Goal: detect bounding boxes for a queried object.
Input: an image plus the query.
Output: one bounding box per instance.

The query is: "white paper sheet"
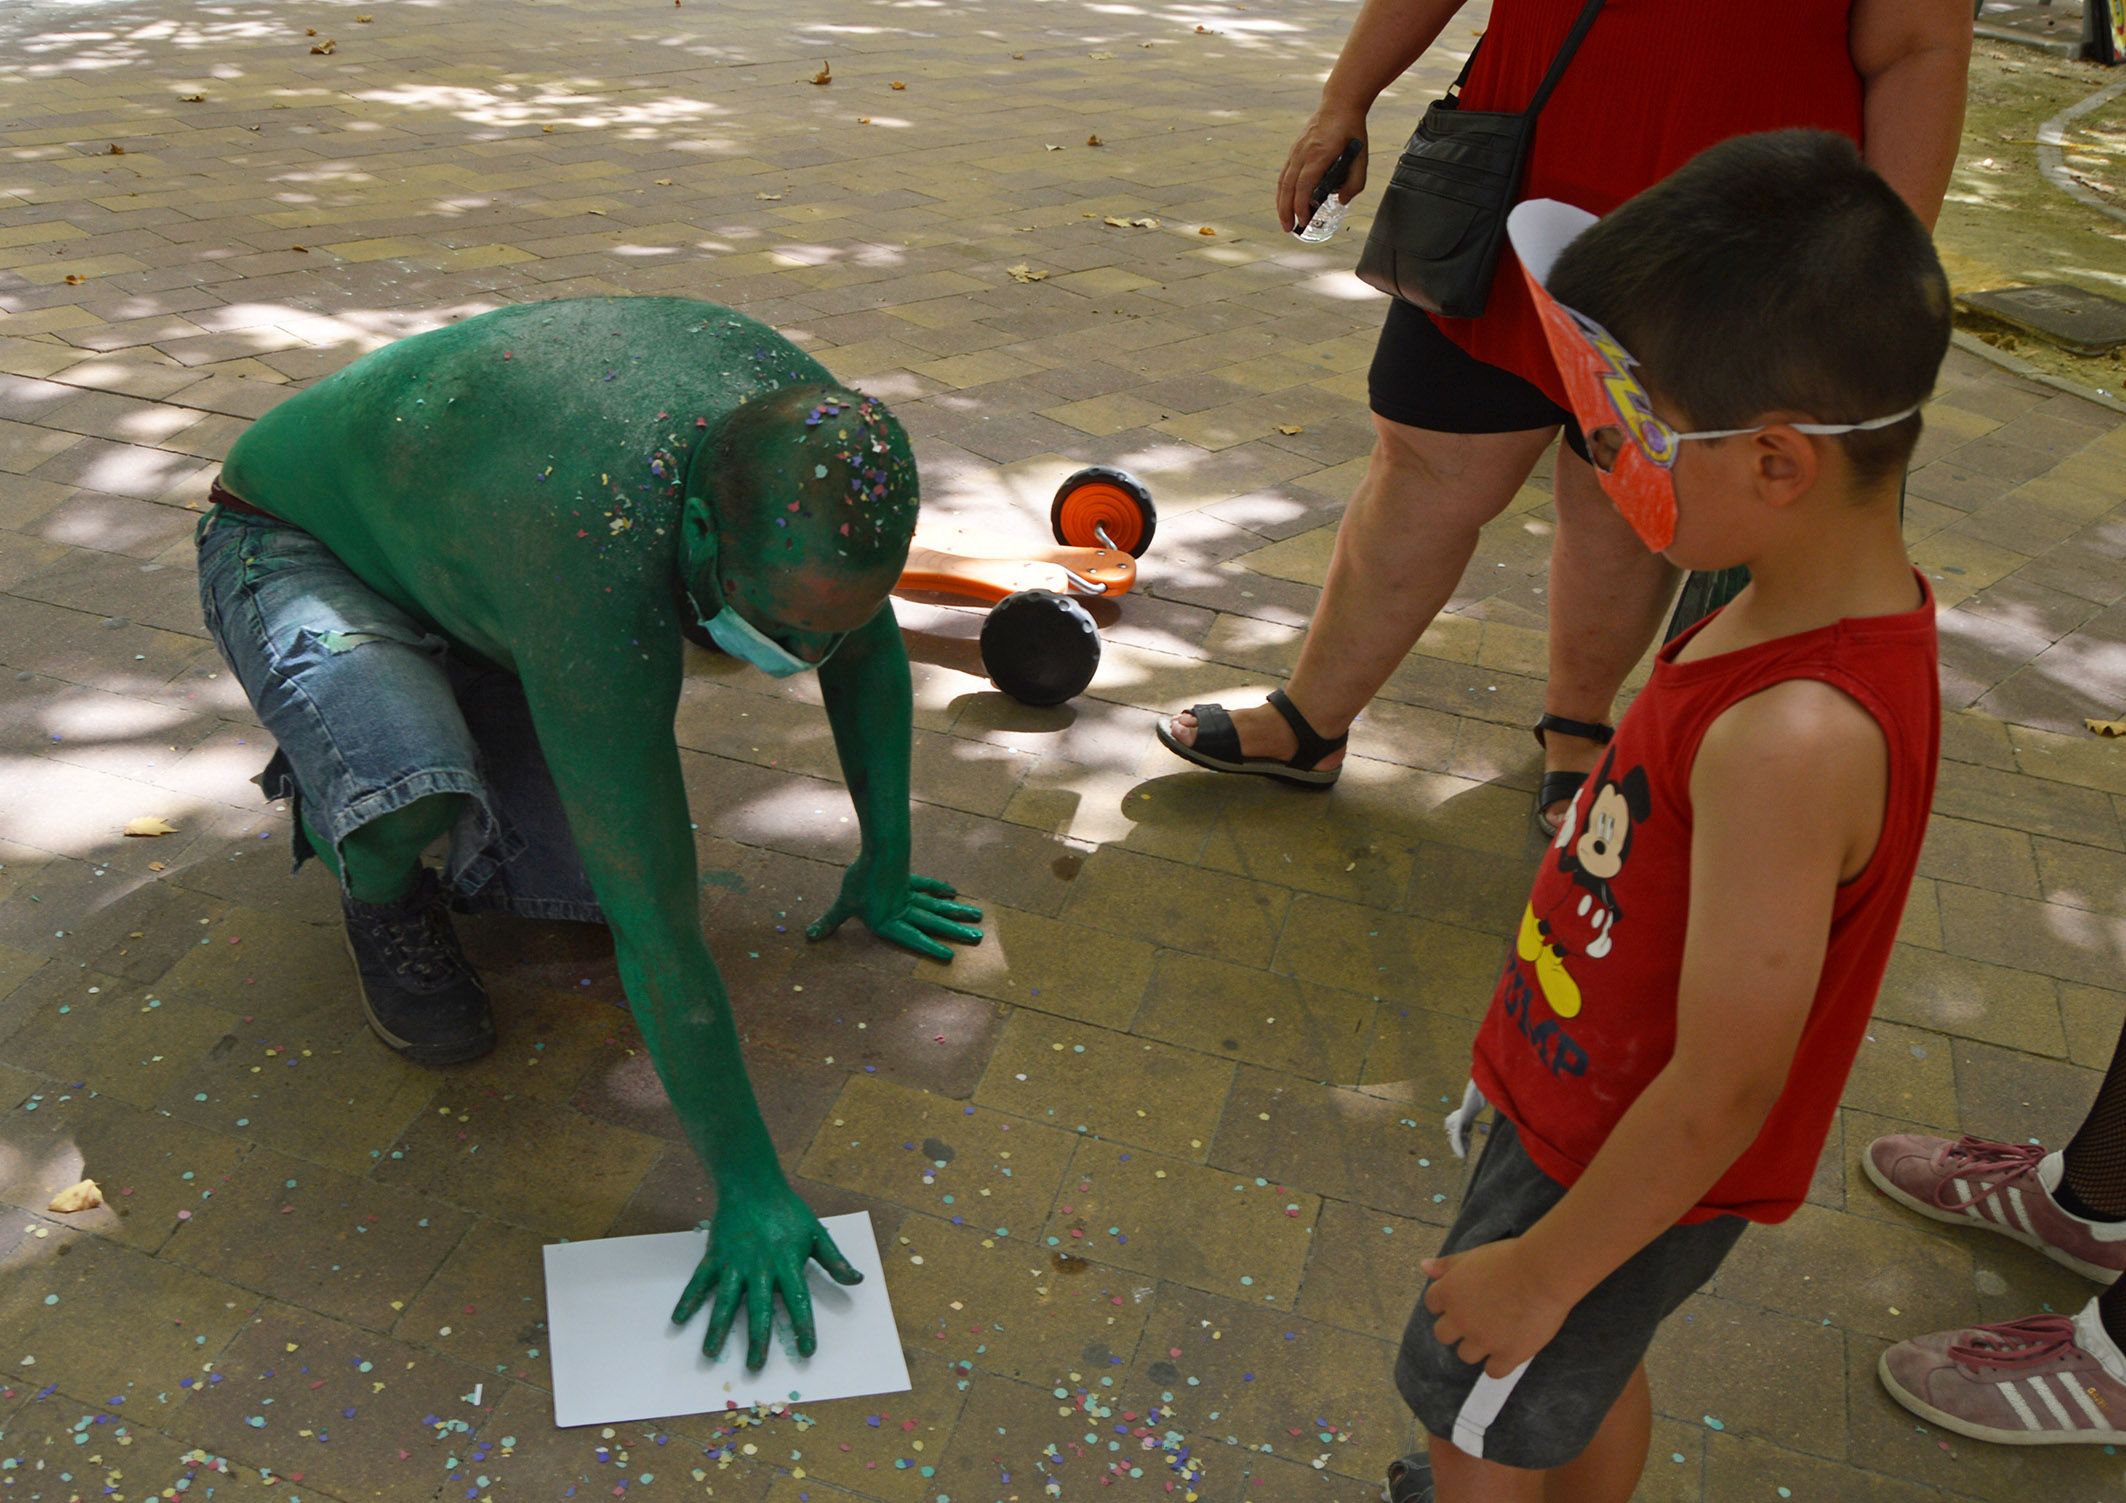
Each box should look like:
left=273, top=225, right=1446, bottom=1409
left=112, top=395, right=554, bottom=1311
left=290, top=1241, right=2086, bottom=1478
left=542, top=1212, right=910, bottom=1428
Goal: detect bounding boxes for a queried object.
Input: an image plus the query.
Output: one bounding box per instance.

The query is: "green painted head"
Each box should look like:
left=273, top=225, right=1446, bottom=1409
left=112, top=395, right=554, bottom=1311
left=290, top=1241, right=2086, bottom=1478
left=679, top=384, right=919, bottom=663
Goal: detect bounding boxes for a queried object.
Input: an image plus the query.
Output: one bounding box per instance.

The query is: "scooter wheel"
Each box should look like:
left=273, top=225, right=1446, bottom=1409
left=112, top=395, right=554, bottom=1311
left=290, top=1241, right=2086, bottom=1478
left=980, top=589, right=1101, bottom=706
left=1051, top=466, right=1156, bottom=557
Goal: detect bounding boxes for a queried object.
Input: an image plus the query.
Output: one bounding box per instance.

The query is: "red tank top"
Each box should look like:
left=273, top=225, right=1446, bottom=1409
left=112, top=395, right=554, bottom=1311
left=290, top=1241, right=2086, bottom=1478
left=1437, top=0, right=1864, bottom=405
left=1470, top=575, right=1939, bottom=1224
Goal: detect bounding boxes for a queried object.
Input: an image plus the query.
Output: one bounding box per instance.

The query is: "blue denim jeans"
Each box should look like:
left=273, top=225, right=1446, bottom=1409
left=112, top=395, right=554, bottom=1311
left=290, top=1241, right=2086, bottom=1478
left=195, top=504, right=603, bottom=923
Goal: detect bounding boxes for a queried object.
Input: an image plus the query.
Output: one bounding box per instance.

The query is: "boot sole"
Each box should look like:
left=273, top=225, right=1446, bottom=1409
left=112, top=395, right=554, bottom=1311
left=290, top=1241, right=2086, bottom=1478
left=344, top=931, right=497, bottom=1066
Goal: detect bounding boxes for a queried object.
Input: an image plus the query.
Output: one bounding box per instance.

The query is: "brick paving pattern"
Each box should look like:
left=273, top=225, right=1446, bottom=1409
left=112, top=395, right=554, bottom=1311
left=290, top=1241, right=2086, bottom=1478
left=3, top=3, right=2125, bottom=1500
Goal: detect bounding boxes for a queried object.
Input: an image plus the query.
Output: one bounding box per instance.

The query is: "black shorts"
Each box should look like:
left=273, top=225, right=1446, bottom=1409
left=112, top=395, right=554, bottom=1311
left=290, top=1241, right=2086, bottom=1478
left=1368, top=299, right=1590, bottom=464
left=1394, top=1115, right=1746, bottom=1470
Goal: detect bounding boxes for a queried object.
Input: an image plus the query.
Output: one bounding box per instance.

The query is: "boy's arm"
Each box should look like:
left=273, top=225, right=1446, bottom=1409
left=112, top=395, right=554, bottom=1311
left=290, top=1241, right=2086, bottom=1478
left=1425, top=680, right=1888, bottom=1377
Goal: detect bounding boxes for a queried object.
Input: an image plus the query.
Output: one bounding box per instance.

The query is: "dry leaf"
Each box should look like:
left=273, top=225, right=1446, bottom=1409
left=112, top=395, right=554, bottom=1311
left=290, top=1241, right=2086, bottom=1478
left=123, top=816, right=179, bottom=838
left=1011, top=52, right=1024, bottom=60
left=1086, top=133, right=1103, bottom=147
left=305, top=26, right=317, bottom=35
left=1195, top=24, right=1212, bottom=33
left=290, top=244, right=308, bottom=252
left=106, top=144, right=126, bottom=155
left=1044, top=143, right=1064, bottom=152
left=755, top=191, right=783, bottom=200
left=890, top=80, right=906, bottom=90
left=179, top=94, right=206, bottom=103
left=1276, top=424, right=1305, bottom=435
left=1102, top=216, right=1131, bottom=227
left=587, top=208, right=605, bottom=216
left=1130, top=216, right=1158, bottom=227
left=1006, top=263, right=1049, bottom=283
left=63, top=274, right=84, bottom=285
left=1197, top=225, right=1216, bottom=236
left=147, top=860, right=167, bottom=872
left=2088, top=717, right=2126, bottom=737
left=1087, top=50, right=1114, bottom=60
left=48, top=1180, right=103, bottom=1214
left=310, top=38, right=336, bottom=54
left=356, top=12, right=373, bottom=20
left=810, top=60, right=832, bottom=85
left=541, top=123, right=555, bottom=133
left=858, top=117, right=872, bottom=125
left=654, top=178, right=672, bottom=186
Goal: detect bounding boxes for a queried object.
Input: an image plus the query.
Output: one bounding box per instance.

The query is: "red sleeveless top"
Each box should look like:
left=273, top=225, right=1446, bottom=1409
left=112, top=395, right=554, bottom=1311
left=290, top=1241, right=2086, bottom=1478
left=1438, top=0, right=1864, bottom=405
left=1470, top=576, right=1939, bottom=1224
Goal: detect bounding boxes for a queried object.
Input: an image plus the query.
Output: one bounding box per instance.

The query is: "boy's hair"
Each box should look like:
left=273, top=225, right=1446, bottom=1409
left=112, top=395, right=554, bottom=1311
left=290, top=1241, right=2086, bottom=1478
left=1547, top=129, right=1950, bottom=488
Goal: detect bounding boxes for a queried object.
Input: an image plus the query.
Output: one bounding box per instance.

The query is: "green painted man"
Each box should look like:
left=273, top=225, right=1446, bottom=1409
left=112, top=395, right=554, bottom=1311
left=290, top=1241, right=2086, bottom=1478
left=197, top=297, right=983, bottom=1368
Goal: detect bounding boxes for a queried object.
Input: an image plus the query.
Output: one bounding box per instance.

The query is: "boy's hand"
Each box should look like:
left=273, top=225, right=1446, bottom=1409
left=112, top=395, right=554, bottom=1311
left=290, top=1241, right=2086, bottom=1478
left=1422, top=1241, right=1573, bottom=1379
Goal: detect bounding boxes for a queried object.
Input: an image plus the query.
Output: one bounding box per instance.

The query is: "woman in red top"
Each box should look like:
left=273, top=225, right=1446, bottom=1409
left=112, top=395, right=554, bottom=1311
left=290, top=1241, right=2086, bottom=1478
left=1158, top=0, right=1971, bottom=831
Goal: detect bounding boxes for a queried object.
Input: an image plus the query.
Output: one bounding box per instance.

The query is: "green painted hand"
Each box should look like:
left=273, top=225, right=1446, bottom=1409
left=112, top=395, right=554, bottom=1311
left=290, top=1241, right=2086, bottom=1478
left=672, top=1184, right=863, bottom=1370
left=806, top=862, right=984, bottom=961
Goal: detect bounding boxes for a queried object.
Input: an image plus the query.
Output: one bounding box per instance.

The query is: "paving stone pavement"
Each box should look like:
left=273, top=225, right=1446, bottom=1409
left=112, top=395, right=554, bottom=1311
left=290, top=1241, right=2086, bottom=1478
left=3, top=3, right=2125, bottom=1501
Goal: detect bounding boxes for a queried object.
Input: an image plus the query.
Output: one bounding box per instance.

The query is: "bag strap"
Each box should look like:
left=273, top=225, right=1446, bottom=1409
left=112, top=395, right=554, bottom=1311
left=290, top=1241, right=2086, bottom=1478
left=1524, top=0, right=1606, bottom=119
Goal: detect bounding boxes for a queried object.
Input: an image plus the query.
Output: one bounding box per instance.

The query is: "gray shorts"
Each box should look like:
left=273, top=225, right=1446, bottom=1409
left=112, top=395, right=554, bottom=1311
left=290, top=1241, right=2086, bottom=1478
left=195, top=503, right=602, bottom=924
left=1395, top=1115, right=1746, bottom=1470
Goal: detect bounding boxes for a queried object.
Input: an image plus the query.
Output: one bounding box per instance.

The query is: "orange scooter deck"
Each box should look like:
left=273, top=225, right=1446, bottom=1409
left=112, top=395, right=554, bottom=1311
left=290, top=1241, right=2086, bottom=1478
left=898, top=542, right=1137, bottom=607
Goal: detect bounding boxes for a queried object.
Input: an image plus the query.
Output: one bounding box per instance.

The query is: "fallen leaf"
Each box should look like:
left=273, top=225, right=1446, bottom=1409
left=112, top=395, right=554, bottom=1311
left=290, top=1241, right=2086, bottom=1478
left=306, top=26, right=317, bottom=35
left=147, top=861, right=167, bottom=872
left=48, top=1180, right=103, bottom=1214
left=356, top=12, right=373, bottom=20
left=1102, top=216, right=1131, bottom=227
left=654, top=178, right=672, bottom=186
left=1045, top=143, right=1064, bottom=152
left=179, top=93, right=206, bottom=103
left=858, top=117, right=871, bottom=124
left=810, top=60, right=832, bottom=85
left=1086, top=133, right=1103, bottom=147
left=1006, top=263, right=1049, bottom=283
left=1277, top=424, right=1305, bottom=435
left=1130, top=216, right=1158, bottom=228
left=290, top=245, right=307, bottom=252
left=123, top=816, right=179, bottom=838
left=1195, top=24, right=1212, bottom=33
left=1088, top=50, right=1114, bottom=60
left=755, top=191, right=783, bottom=200
left=310, top=38, right=336, bottom=54
left=106, top=144, right=126, bottom=155
left=890, top=80, right=906, bottom=90
left=587, top=209, right=605, bottom=216
left=2089, top=717, right=2126, bottom=737
left=541, top=124, right=555, bottom=133
left=1011, top=52, right=1024, bottom=60
left=63, top=274, right=84, bottom=285
left=1197, top=225, right=1216, bottom=236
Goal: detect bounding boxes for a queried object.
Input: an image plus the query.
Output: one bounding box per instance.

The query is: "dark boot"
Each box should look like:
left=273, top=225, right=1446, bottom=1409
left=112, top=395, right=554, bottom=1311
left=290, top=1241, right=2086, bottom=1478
left=341, top=867, right=496, bottom=1065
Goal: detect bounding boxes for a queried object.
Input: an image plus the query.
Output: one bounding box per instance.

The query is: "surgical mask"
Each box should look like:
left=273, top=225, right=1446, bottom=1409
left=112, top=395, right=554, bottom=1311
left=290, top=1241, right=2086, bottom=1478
left=1506, top=199, right=1923, bottom=553
left=689, top=592, right=835, bottom=677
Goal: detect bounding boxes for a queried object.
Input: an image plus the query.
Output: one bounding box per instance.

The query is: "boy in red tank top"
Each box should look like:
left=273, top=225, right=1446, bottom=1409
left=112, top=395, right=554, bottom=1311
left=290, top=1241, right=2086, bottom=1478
left=1387, top=131, right=1949, bottom=1503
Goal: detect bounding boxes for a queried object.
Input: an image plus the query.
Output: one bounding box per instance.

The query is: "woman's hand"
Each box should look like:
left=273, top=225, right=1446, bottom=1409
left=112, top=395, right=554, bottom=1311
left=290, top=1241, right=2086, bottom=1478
left=1277, top=105, right=1369, bottom=234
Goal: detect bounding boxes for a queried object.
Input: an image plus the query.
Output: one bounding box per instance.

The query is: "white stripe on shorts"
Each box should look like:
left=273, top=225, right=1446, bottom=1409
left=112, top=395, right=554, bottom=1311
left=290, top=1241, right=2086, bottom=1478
left=1450, top=1359, right=1533, bottom=1460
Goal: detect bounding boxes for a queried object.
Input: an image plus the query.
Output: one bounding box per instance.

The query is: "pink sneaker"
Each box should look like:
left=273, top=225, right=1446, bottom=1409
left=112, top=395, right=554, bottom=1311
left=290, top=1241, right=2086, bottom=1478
left=1879, top=1300, right=2126, bottom=1445
left=1863, top=1134, right=2126, bottom=1284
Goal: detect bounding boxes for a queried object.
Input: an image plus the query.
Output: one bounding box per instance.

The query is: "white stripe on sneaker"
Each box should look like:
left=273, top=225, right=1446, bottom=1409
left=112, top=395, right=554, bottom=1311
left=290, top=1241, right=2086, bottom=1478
left=1954, top=1178, right=1975, bottom=1207
left=2006, top=1186, right=2032, bottom=1237
left=2027, top=1375, right=2073, bottom=1430
left=2057, top=1374, right=2108, bottom=1429
left=2000, top=1379, right=2042, bottom=1431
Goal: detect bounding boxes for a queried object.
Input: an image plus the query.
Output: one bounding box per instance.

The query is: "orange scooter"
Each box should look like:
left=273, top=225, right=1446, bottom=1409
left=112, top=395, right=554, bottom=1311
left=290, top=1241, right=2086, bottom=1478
left=896, top=467, right=1155, bottom=705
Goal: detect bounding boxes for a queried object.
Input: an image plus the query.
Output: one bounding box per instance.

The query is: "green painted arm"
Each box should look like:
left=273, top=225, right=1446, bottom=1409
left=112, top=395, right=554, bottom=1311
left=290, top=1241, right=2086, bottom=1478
left=518, top=648, right=858, bottom=1370
left=806, top=605, right=984, bottom=960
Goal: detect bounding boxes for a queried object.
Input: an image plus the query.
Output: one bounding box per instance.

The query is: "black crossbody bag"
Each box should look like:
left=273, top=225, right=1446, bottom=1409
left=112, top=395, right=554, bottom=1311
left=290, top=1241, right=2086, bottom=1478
left=1355, top=0, right=1605, bottom=319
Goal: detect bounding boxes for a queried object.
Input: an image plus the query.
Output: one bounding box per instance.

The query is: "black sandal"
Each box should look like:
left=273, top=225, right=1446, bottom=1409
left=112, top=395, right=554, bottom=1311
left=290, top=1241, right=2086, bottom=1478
left=1532, top=713, right=1614, bottom=835
left=1384, top=1452, right=1434, bottom=1503
left=1155, top=687, right=1346, bottom=788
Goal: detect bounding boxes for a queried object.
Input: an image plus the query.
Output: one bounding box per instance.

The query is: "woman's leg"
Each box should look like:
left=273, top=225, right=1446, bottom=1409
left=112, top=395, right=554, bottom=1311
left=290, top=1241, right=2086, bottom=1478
left=1537, top=448, right=1678, bottom=821
left=1168, top=416, right=1556, bottom=766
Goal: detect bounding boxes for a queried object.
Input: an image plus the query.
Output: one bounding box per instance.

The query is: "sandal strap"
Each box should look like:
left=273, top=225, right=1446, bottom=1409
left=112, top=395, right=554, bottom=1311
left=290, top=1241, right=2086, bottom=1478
left=1532, top=713, right=1614, bottom=750
left=1182, top=703, right=1243, bottom=764
left=1265, top=688, right=1348, bottom=768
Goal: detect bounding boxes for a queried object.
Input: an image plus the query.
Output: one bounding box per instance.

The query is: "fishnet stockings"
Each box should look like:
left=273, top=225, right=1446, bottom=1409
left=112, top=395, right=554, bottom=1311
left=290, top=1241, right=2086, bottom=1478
left=2061, top=1014, right=2126, bottom=1348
